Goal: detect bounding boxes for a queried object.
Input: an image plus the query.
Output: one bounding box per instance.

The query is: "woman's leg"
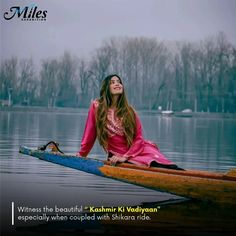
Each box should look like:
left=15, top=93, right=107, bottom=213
left=150, top=161, right=184, bottom=170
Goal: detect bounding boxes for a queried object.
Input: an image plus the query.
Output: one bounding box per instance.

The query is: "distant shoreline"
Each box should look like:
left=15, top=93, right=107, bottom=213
left=1, top=105, right=236, bottom=119
left=0, top=105, right=88, bottom=114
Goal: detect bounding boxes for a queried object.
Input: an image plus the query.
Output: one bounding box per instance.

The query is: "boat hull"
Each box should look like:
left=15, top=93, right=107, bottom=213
left=19, top=146, right=236, bottom=205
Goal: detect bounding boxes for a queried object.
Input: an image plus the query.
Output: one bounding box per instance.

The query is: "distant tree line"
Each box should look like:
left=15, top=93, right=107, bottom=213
left=1, top=32, right=236, bottom=112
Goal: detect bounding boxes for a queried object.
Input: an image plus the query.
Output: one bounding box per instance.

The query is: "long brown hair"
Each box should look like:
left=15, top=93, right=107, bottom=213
left=96, top=74, right=136, bottom=150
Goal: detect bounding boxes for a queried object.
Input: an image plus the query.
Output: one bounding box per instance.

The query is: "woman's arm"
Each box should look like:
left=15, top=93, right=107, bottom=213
left=77, top=101, right=97, bottom=157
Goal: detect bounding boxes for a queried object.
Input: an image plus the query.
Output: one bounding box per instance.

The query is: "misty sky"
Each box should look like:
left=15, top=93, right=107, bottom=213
left=1, top=0, right=236, bottom=66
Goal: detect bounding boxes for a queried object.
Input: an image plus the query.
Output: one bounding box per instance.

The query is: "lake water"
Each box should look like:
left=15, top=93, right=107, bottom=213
left=1, top=109, right=236, bottom=235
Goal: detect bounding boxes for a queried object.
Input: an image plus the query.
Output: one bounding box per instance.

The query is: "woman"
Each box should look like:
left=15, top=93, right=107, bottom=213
left=77, top=74, right=180, bottom=169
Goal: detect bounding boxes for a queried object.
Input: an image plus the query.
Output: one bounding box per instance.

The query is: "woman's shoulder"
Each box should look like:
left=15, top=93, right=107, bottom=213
left=91, top=98, right=99, bottom=108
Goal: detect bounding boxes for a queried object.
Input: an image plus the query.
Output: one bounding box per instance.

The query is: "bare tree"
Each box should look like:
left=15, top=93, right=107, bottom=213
left=18, top=58, right=36, bottom=105
left=1, top=33, right=235, bottom=112
left=40, top=58, right=59, bottom=107
left=215, top=32, right=231, bottom=112
left=89, top=44, right=113, bottom=100
left=0, top=57, right=18, bottom=105
left=57, top=52, right=77, bottom=107
left=77, top=59, right=93, bottom=106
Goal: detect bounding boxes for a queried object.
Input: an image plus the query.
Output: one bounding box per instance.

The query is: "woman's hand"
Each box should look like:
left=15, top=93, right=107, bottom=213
left=76, top=153, right=87, bottom=158
left=109, top=155, right=127, bottom=165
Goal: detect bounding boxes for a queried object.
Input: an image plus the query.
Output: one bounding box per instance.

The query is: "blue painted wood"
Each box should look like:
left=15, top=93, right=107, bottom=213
left=19, top=146, right=105, bottom=176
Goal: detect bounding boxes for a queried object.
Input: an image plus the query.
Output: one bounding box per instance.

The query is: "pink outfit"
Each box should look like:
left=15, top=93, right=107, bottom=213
left=78, top=100, right=175, bottom=167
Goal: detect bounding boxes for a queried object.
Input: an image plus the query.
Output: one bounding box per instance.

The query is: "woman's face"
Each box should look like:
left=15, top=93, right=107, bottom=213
left=109, top=76, right=123, bottom=96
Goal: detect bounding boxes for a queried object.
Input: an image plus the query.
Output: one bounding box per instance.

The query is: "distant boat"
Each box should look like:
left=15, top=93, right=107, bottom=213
left=161, top=110, right=174, bottom=116
left=175, top=109, right=193, bottom=117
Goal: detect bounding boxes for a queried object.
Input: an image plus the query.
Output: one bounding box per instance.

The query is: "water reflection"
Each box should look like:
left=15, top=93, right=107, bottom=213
left=1, top=110, right=236, bottom=235
left=144, top=114, right=236, bottom=171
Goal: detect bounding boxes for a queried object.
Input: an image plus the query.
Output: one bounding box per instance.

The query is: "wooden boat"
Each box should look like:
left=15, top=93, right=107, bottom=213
left=19, top=145, right=236, bottom=205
